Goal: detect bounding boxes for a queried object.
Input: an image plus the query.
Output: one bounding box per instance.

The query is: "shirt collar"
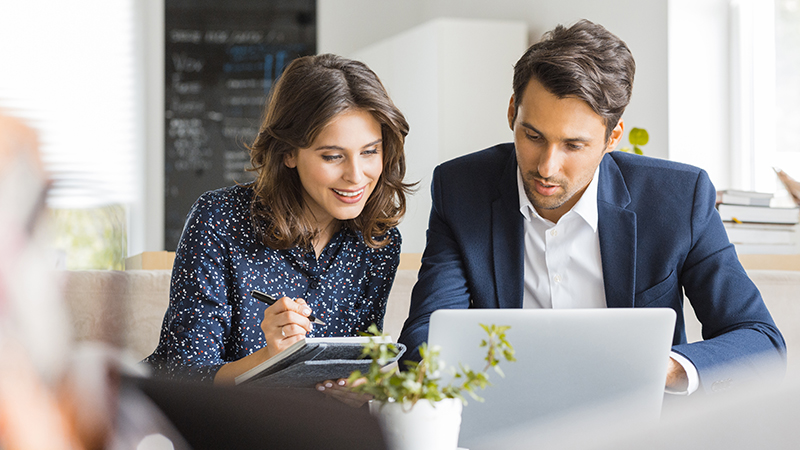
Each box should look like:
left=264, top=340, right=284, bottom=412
left=573, top=166, right=600, bottom=232
left=517, top=166, right=600, bottom=231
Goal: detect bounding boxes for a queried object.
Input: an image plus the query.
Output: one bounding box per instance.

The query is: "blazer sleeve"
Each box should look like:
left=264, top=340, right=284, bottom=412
left=398, top=165, right=474, bottom=363
left=672, top=170, right=786, bottom=393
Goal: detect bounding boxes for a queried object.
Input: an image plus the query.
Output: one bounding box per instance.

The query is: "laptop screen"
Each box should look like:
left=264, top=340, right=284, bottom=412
left=428, top=308, right=675, bottom=448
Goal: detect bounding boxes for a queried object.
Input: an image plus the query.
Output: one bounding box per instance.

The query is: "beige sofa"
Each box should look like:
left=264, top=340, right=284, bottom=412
left=62, top=269, right=799, bottom=376
left=60, top=269, right=419, bottom=362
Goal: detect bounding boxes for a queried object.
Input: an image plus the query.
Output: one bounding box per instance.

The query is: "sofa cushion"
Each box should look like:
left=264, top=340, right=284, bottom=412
left=61, top=270, right=171, bottom=361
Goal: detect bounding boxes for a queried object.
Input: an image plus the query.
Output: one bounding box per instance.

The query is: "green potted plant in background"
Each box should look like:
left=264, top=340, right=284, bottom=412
left=618, top=127, right=649, bottom=155
left=348, top=324, right=515, bottom=450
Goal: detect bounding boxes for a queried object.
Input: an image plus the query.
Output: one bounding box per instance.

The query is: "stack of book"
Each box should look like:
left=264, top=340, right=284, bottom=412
left=716, top=189, right=800, bottom=254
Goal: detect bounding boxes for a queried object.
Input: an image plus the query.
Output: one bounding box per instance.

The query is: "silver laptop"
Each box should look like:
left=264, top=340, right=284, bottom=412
left=428, top=308, right=676, bottom=448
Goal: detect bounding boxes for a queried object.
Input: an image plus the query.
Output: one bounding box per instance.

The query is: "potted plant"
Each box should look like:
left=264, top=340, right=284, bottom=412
left=618, top=127, right=649, bottom=155
left=348, top=323, right=515, bottom=450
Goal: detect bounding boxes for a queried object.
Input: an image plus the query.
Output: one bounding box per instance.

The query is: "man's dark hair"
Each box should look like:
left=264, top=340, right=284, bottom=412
left=512, top=19, right=635, bottom=141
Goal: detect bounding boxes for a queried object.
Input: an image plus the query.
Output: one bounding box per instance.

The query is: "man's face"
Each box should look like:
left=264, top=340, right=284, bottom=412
left=508, top=78, right=623, bottom=223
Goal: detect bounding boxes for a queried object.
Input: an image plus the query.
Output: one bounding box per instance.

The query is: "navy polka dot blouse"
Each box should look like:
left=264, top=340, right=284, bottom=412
left=143, top=185, right=401, bottom=382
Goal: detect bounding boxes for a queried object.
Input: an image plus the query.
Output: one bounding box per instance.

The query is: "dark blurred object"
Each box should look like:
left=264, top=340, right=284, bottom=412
left=774, top=167, right=800, bottom=206
left=124, top=375, right=386, bottom=450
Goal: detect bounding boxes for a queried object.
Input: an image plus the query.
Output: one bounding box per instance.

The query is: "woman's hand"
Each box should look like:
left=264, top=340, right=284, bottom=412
left=213, top=296, right=313, bottom=384
left=260, top=296, right=314, bottom=360
left=316, top=377, right=373, bottom=408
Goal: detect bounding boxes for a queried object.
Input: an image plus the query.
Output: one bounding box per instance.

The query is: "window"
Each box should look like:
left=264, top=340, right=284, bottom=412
left=0, top=1, right=141, bottom=269
left=731, top=0, right=800, bottom=202
left=775, top=1, right=800, bottom=161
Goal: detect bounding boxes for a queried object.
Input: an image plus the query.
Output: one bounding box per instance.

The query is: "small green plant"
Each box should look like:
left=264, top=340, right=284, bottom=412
left=618, top=127, right=649, bottom=155
left=348, top=323, right=516, bottom=408
left=50, top=204, right=127, bottom=269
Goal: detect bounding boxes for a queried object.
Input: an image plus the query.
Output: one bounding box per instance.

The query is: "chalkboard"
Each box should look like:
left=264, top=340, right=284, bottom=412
left=164, top=0, right=316, bottom=250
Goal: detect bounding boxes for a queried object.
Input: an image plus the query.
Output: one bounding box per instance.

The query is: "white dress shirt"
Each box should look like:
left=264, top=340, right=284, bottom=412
left=516, top=167, right=699, bottom=395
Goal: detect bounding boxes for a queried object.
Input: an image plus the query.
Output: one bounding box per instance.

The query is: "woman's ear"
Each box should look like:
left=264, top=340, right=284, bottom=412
left=284, top=151, right=297, bottom=169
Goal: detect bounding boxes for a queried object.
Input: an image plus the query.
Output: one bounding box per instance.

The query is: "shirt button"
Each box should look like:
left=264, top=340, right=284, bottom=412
left=553, top=274, right=562, bottom=283
left=550, top=229, right=558, bottom=237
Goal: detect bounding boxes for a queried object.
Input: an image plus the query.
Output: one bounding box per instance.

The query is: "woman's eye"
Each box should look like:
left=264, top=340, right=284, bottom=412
left=362, top=148, right=379, bottom=155
left=321, top=154, right=341, bottom=162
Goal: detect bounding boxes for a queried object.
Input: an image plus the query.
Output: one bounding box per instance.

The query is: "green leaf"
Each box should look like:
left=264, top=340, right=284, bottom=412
left=634, top=145, right=644, bottom=155
left=351, top=322, right=516, bottom=407
left=629, top=127, right=649, bottom=146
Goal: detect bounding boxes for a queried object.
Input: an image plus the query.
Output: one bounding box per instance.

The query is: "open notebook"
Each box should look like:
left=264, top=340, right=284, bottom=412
left=235, top=336, right=404, bottom=388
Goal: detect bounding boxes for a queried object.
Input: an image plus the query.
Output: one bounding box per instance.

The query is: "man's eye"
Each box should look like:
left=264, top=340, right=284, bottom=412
left=567, top=143, right=584, bottom=150
left=525, top=133, right=540, bottom=141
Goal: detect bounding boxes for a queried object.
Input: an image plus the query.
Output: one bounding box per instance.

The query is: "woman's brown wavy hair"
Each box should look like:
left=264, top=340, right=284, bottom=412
left=248, top=53, right=413, bottom=250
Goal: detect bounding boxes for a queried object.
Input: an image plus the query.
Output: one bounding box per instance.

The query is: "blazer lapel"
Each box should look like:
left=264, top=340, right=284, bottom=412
left=597, top=154, right=637, bottom=308
left=492, top=151, right=524, bottom=309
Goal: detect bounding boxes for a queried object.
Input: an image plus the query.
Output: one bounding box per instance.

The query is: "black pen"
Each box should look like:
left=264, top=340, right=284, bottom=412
left=251, top=290, right=327, bottom=326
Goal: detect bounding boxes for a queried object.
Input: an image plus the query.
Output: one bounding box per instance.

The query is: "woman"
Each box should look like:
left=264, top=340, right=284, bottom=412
left=144, top=54, right=412, bottom=385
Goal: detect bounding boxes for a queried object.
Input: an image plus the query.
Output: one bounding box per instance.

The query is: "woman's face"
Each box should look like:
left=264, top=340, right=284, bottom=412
left=284, top=109, right=384, bottom=229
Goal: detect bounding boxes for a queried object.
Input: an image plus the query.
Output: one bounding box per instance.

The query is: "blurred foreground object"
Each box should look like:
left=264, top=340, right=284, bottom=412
left=2, top=112, right=215, bottom=450
left=0, top=112, right=83, bottom=447
left=471, top=355, right=794, bottom=449
left=0, top=112, right=150, bottom=449
left=0, top=111, right=71, bottom=378
left=774, top=168, right=800, bottom=206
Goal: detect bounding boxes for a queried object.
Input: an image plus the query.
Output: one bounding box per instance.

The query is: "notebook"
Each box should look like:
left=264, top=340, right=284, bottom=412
left=234, top=336, right=404, bottom=388
left=428, top=308, right=676, bottom=448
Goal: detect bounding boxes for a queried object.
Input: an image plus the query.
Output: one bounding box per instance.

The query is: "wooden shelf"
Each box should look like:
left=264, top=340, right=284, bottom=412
left=738, top=254, right=800, bottom=271
left=125, top=251, right=175, bottom=270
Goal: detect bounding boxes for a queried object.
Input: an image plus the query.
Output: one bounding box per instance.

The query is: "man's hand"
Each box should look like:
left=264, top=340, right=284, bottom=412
left=665, top=357, right=689, bottom=391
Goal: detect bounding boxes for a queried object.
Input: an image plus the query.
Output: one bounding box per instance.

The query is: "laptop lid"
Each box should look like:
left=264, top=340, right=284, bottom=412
left=428, top=308, right=676, bottom=448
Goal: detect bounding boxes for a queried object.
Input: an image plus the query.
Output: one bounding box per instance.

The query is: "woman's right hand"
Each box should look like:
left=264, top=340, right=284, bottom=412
left=214, top=296, right=314, bottom=384
left=260, top=296, right=314, bottom=360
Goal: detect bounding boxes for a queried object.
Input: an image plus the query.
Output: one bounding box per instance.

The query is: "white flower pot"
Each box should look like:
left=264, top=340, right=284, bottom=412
left=369, top=398, right=463, bottom=450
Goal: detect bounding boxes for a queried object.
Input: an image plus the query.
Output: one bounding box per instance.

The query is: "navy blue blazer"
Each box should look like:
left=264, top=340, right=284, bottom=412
left=398, top=143, right=786, bottom=393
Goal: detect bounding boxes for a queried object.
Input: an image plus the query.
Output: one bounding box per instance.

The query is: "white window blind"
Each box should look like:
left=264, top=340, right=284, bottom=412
left=0, top=0, right=140, bottom=209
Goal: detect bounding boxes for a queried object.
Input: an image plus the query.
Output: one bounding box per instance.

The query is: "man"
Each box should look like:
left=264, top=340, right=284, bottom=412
left=398, top=19, right=785, bottom=395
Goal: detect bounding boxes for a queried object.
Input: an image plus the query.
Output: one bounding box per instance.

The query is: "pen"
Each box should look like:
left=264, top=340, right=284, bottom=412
left=251, top=290, right=327, bottom=326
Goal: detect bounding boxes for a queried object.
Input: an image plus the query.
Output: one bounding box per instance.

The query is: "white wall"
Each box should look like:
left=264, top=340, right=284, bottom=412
left=137, top=0, right=165, bottom=254
left=317, top=0, right=427, bottom=57
left=668, top=0, right=731, bottom=190
left=319, top=0, right=671, bottom=253
left=351, top=18, right=528, bottom=253
left=319, top=0, right=670, bottom=161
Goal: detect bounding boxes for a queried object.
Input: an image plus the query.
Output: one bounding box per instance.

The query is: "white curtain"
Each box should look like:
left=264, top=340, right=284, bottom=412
left=0, top=0, right=140, bottom=209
